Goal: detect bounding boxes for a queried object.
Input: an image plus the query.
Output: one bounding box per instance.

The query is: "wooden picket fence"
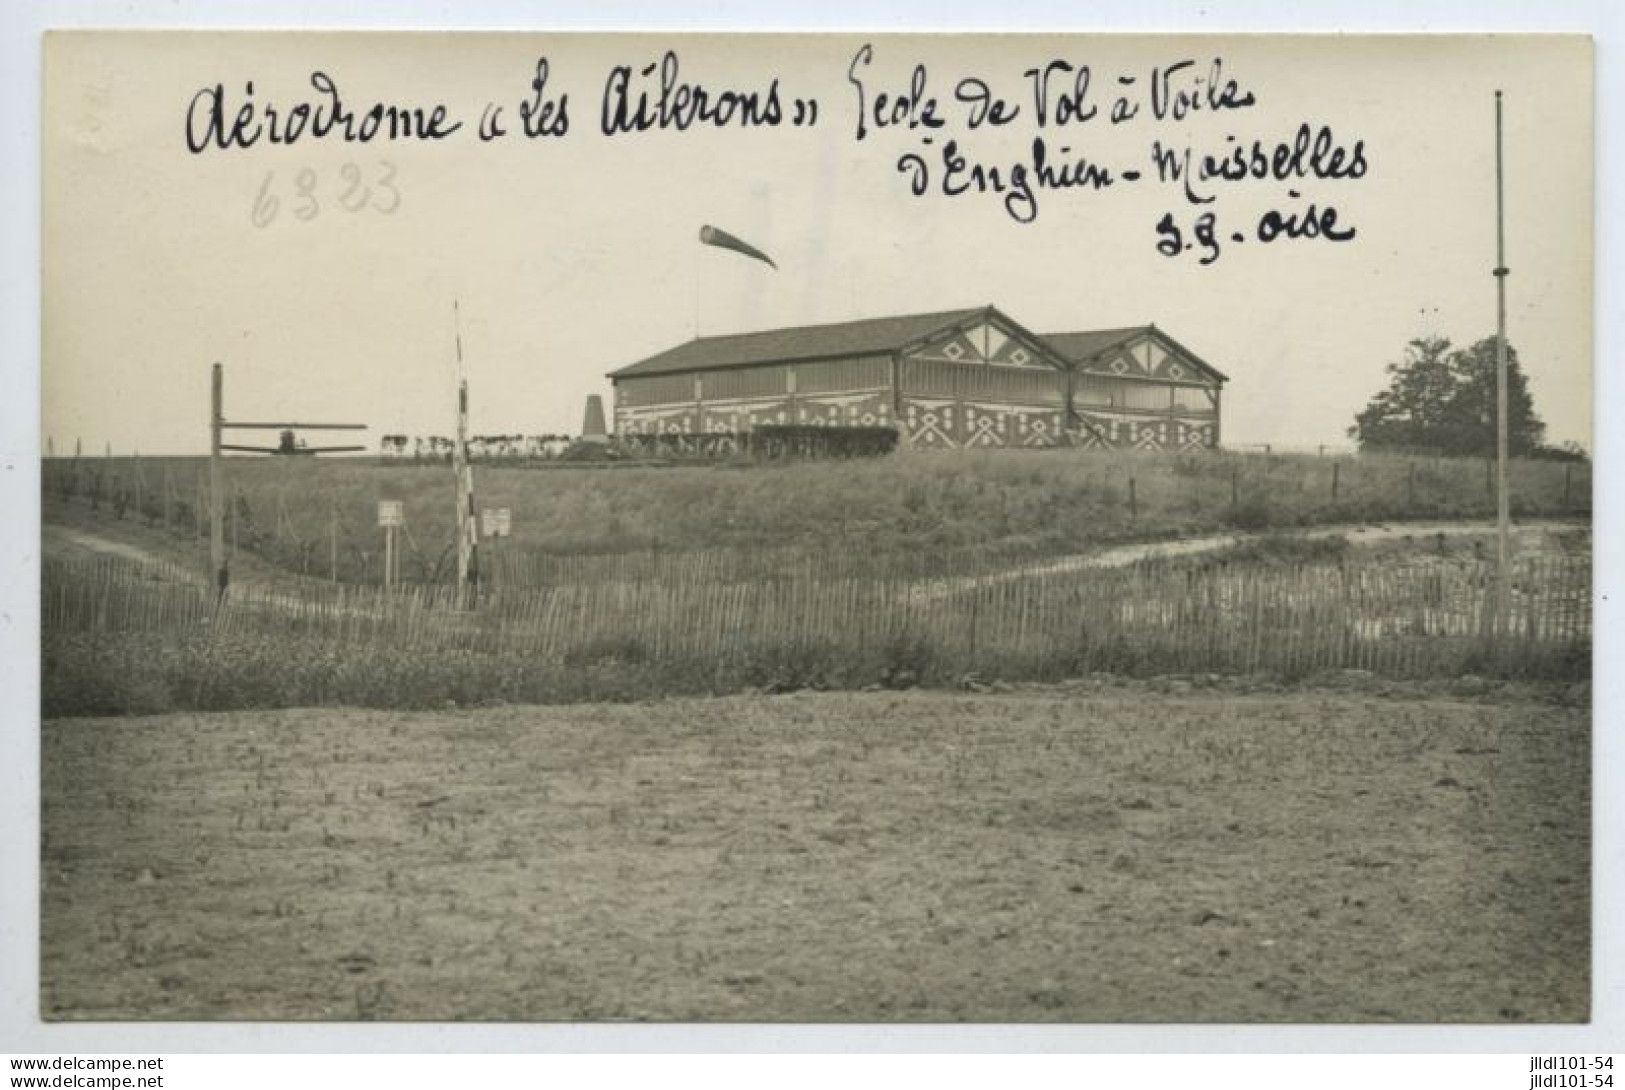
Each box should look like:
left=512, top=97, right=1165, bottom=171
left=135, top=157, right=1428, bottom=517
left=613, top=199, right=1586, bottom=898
left=42, top=549, right=1591, bottom=682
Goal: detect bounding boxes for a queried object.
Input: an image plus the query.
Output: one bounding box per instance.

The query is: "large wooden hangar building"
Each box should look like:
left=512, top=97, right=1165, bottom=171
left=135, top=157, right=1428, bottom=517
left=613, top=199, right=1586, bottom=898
left=606, top=306, right=1227, bottom=452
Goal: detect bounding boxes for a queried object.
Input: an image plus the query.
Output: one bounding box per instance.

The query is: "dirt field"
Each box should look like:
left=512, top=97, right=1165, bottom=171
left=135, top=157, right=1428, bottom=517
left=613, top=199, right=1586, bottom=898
left=40, top=687, right=1588, bottom=1022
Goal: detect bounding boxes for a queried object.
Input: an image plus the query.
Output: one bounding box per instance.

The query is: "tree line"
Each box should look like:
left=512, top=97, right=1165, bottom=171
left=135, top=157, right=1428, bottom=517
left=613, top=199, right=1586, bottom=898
left=1350, top=335, right=1585, bottom=461
left=378, top=434, right=593, bottom=460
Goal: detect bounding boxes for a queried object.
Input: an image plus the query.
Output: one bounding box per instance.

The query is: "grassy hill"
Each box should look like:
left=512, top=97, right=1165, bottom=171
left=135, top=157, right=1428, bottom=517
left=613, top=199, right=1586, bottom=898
left=44, top=447, right=1590, bottom=583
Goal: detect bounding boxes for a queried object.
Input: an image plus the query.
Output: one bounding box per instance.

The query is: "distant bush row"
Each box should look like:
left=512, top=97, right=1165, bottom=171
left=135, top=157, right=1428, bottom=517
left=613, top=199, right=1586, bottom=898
left=377, top=434, right=595, bottom=460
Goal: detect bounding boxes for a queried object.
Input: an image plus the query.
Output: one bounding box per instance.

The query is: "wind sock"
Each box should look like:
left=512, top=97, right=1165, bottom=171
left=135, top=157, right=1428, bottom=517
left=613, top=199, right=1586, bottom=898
left=699, top=224, right=777, bottom=269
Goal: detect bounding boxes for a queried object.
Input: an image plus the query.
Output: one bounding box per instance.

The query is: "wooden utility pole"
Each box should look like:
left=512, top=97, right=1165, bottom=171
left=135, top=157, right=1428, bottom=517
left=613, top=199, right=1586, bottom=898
left=207, top=362, right=365, bottom=589
left=210, top=362, right=226, bottom=591
left=1492, top=90, right=1513, bottom=631
left=383, top=521, right=396, bottom=591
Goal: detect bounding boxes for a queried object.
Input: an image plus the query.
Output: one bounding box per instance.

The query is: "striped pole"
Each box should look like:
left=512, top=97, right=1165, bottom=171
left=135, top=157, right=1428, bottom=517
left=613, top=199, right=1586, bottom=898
left=458, top=379, right=480, bottom=602
left=452, top=300, right=479, bottom=606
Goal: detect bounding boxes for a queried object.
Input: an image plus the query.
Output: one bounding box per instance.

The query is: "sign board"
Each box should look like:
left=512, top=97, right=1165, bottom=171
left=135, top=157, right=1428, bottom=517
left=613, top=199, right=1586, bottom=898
left=495, top=508, right=511, bottom=537
left=377, top=500, right=404, bottom=527
left=481, top=508, right=497, bottom=537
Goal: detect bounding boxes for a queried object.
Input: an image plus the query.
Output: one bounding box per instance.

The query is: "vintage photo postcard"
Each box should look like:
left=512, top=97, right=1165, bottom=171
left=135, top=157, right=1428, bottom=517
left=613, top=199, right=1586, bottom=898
left=38, top=30, right=1592, bottom=1023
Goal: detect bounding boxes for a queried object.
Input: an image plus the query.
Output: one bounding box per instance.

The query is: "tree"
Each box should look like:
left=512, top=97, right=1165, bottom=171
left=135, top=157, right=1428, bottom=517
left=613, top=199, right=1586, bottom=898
left=1349, top=335, right=1546, bottom=457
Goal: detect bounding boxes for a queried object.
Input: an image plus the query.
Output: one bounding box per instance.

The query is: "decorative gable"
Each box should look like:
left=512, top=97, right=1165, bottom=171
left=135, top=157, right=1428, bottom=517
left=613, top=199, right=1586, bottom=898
left=1140, top=334, right=1206, bottom=383
left=1079, top=331, right=1221, bottom=387
left=909, top=313, right=1060, bottom=370
left=913, top=328, right=980, bottom=363
left=1101, top=347, right=1144, bottom=375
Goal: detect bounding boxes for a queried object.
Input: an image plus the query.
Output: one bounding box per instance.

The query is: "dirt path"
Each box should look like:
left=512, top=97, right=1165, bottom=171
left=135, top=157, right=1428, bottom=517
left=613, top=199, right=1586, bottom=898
left=44, top=505, right=1586, bottom=605
left=909, top=518, right=1587, bottom=601
left=42, top=501, right=325, bottom=591
left=42, top=524, right=173, bottom=568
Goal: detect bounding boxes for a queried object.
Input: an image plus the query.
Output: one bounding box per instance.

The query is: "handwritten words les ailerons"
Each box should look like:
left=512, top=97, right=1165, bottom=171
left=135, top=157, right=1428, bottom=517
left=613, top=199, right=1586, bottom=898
left=182, top=45, right=1373, bottom=262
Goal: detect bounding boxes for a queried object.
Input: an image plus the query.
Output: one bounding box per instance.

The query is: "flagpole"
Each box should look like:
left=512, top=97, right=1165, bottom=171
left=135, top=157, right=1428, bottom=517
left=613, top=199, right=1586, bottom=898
left=1493, top=90, right=1511, bottom=633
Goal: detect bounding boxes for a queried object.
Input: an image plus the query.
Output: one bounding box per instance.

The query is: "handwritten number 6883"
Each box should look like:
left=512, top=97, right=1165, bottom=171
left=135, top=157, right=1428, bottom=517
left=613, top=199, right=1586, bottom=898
left=251, top=161, right=401, bottom=227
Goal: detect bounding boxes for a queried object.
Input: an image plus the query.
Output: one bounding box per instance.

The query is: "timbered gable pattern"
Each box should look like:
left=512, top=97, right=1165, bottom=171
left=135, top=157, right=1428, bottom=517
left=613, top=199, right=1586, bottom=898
left=1070, top=329, right=1227, bottom=385
left=608, top=308, right=1225, bottom=452
left=907, top=316, right=1053, bottom=370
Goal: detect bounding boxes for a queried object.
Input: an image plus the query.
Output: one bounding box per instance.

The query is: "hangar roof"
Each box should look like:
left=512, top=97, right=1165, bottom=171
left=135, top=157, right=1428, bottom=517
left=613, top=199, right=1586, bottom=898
left=608, top=308, right=987, bottom=379
left=608, top=308, right=1227, bottom=383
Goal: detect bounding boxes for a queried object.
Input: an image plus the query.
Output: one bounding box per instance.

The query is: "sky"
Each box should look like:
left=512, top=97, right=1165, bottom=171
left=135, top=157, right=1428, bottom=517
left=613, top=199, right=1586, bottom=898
left=41, top=32, right=1592, bottom=455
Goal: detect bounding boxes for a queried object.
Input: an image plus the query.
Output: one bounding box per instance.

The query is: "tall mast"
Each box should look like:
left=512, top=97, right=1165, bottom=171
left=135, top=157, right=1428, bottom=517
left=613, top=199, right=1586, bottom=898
left=1493, top=91, right=1512, bottom=631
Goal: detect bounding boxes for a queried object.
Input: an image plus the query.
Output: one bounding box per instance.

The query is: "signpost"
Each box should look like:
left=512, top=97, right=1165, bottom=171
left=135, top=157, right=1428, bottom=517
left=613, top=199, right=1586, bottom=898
left=480, top=507, right=511, bottom=539
left=378, top=500, right=404, bottom=590
left=480, top=506, right=511, bottom=583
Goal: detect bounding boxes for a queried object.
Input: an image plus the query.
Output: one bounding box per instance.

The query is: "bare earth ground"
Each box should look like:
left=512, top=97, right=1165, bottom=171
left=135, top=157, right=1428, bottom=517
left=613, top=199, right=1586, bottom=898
left=40, top=688, right=1588, bottom=1022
